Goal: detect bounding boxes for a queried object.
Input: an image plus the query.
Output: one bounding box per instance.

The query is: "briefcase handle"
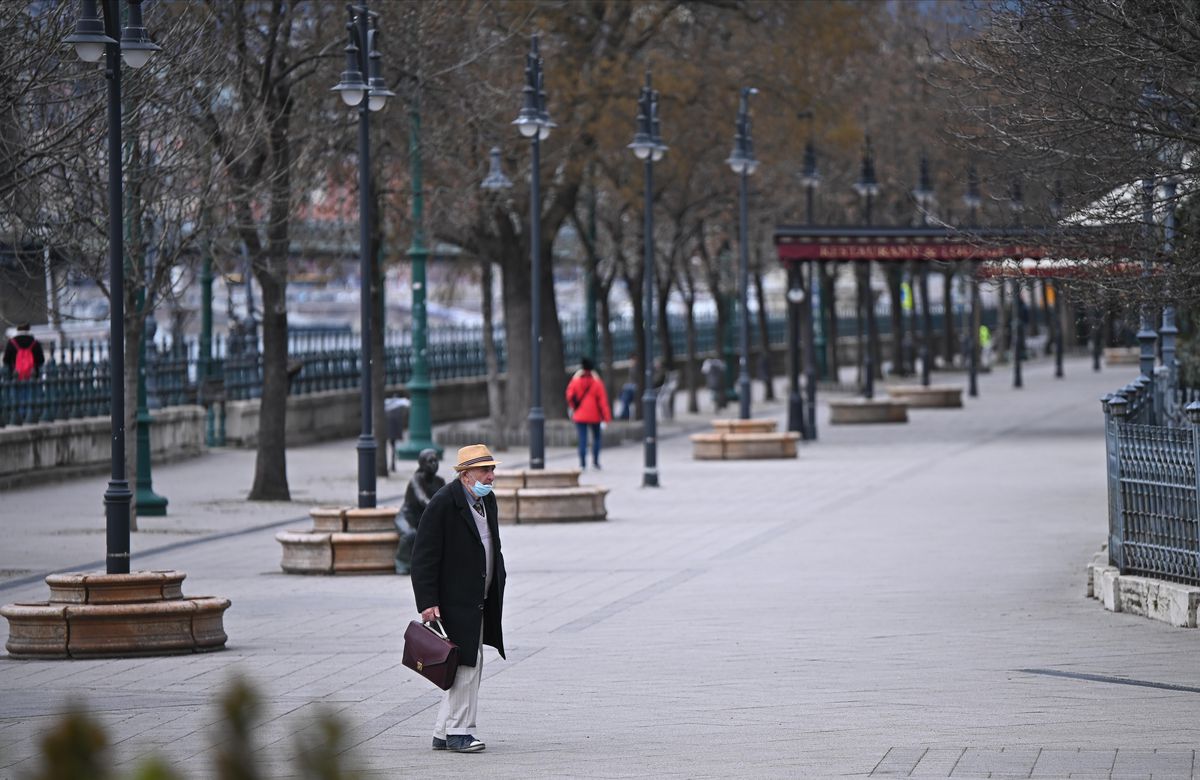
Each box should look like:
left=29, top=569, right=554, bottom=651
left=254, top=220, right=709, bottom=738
left=425, top=619, right=449, bottom=640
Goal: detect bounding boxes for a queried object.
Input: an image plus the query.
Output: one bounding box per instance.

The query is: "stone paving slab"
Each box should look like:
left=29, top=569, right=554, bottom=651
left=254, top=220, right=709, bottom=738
left=4, top=357, right=1200, bottom=778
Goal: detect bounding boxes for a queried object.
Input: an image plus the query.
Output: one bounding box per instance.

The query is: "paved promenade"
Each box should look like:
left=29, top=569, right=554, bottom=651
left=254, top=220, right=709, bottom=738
left=3, top=356, right=1199, bottom=779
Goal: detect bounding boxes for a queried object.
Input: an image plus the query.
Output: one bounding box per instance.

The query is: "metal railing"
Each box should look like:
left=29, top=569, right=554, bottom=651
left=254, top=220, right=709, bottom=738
left=1104, top=365, right=1200, bottom=586
left=1, top=304, right=1006, bottom=428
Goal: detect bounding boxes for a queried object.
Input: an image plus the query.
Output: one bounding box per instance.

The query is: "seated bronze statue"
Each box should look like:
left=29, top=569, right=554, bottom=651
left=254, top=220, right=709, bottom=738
left=395, top=448, right=445, bottom=574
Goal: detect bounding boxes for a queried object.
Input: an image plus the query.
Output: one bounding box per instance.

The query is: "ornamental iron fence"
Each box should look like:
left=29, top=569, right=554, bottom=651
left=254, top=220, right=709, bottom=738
left=1, top=305, right=1010, bottom=429
left=1104, top=360, right=1200, bottom=586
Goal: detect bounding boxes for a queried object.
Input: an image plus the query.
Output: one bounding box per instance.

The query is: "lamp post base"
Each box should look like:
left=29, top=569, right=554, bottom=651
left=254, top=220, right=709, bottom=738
left=135, top=488, right=168, bottom=517
left=395, top=440, right=444, bottom=460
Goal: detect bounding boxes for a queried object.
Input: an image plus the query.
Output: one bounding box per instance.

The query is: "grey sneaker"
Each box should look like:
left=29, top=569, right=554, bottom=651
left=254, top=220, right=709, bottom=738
left=432, top=736, right=447, bottom=751
left=446, top=734, right=485, bottom=753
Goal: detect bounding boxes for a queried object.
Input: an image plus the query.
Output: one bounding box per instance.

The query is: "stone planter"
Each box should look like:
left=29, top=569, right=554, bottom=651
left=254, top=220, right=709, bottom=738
left=691, top=418, right=797, bottom=460
left=276, top=506, right=400, bottom=574
left=828, top=399, right=909, bottom=424
left=1, top=570, right=230, bottom=659
left=1104, top=346, right=1140, bottom=366
left=885, top=385, right=964, bottom=409
left=691, top=431, right=799, bottom=460
left=492, top=469, right=607, bottom=523
left=709, top=418, right=778, bottom=434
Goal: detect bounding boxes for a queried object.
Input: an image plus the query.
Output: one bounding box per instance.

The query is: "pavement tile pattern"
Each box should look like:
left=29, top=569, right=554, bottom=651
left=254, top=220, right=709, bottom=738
left=3, top=357, right=1200, bottom=779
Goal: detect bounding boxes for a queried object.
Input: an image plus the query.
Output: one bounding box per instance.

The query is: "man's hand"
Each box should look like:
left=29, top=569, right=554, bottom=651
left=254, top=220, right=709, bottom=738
left=421, top=606, right=441, bottom=622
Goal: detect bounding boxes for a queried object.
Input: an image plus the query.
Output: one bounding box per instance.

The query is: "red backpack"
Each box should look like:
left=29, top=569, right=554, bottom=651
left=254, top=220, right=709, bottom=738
left=10, top=339, right=34, bottom=380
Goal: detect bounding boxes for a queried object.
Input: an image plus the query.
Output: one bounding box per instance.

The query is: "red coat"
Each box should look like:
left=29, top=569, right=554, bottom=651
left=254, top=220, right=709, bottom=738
left=565, top=371, right=611, bottom=424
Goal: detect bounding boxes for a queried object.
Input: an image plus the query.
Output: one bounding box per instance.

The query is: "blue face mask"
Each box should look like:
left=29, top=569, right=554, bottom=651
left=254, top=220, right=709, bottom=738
left=471, top=481, right=493, bottom=498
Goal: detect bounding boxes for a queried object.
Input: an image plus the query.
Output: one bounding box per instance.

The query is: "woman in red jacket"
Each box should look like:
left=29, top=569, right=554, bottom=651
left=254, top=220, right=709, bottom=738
left=565, top=357, right=612, bottom=470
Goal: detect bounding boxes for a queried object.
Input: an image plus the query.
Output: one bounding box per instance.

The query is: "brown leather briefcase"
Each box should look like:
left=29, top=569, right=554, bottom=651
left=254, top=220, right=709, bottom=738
left=402, top=620, right=459, bottom=690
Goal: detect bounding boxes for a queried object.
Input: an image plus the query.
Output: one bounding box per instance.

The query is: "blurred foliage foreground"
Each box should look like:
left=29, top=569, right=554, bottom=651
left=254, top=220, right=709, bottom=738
left=19, top=678, right=363, bottom=780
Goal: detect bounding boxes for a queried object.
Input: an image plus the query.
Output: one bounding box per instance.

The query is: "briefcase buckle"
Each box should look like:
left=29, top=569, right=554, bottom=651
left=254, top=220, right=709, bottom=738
left=417, top=661, right=424, bottom=671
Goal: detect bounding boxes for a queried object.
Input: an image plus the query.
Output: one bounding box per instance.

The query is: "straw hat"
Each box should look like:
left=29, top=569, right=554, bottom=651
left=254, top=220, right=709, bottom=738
left=453, top=444, right=500, bottom=471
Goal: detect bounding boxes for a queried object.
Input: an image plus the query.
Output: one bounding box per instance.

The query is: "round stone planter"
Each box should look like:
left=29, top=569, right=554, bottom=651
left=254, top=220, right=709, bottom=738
left=885, top=385, right=964, bottom=409
left=709, top=418, right=778, bottom=434
left=277, top=506, right=400, bottom=574
left=1, top=570, right=230, bottom=659
left=691, top=431, right=799, bottom=460
left=828, top=399, right=909, bottom=424
left=492, top=469, right=607, bottom=523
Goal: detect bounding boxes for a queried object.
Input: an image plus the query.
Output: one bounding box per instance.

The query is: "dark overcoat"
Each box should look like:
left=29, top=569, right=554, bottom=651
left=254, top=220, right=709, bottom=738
left=410, top=479, right=506, bottom=667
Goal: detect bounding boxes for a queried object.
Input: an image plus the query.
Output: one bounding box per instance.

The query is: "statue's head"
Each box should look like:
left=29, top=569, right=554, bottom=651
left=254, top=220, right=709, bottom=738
left=418, top=449, right=439, bottom=476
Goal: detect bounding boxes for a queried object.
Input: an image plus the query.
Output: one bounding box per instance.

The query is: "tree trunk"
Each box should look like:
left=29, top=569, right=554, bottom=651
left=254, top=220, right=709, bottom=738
left=599, top=282, right=615, bottom=403
left=248, top=107, right=292, bottom=502
left=250, top=266, right=289, bottom=500
left=500, top=239, right=567, bottom=424
left=657, top=274, right=674, bottom=370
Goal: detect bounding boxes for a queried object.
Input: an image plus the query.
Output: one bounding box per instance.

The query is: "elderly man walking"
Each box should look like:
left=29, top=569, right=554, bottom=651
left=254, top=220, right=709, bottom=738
left=410, top=444, right=507, bottom=754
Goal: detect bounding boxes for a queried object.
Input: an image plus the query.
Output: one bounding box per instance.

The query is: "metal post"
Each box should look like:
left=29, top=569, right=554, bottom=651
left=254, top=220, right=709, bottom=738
left=642, top=153, right=658, bottom=486
left=806, top=262, right=816, bottom=436
left=919, top=260, right=932, bottom=387
left=528, top=120, right=544, bottom=468
left=806, top=259, right=820, bottom=437
left=1137, top=178, right=1157, bottom=422
left=1105, top=395, right=1128, bottom=570
left=1052, top=280, right=1064, bottom=379
left=786, top=263, right=804, bottom=436
left=968, top=262, right=979, bottom=398
left=861, top=191, right=875, bottom=400
left=396, top=97, right=440, bottom=460
left=354, top=7, right=376, bottom=508
left=737, top=167, right=751, bottom=420
left=1161, top=177, right=1178, bottom=390
left=102, top=0, right=131, bottom=574
left=135, top=282, right=166, bottom=515
left=864, top=261, right=877, bottom=399
left=1012, top=277, right=1023, bottom=389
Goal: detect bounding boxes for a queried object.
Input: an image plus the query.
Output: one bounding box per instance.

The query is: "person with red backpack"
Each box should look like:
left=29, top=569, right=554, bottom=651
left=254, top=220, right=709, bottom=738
left=565, top=357, right=612, bottom=470
left=4, top=323, right=45, bottom=423
left=4, top=323, right=44, bottom=381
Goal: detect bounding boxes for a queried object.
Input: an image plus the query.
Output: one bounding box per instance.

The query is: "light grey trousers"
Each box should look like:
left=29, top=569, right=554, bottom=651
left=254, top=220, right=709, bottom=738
left=434, top=621, right=484, bottom=738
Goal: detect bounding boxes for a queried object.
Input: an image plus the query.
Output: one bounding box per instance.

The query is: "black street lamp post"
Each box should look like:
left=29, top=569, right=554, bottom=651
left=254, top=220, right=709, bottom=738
left=727, top=88, right=758, bottom=420
left=963, top=165, right=982, bottom=398
left=1009, top=180, right=1024, bottom=390
left=65, top=0, right=159, bottom=574
left=1049, top=180, right=1065, bottom=379
left=332, top=3, right=394, bottom=508
left=853, top=137, right=879, bottom=400
left=799, top=138, right=820, bottom=439
left=913, top=154, right=935, bottom=388
left=513, top=33, right=554, bottom=469
left=629, top=72, right=666, bottom=487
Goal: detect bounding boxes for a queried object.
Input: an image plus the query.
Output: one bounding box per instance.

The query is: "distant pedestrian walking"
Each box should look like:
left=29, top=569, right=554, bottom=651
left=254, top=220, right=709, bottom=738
left=4, top=323, right=45, bottom=423
left=702, top=356, right=727, bottom=411
left=566, top=357, right=612, bottom=470
left=4, top=323, right=44, bottom=380
left=411, top=444, right=506, bottom=754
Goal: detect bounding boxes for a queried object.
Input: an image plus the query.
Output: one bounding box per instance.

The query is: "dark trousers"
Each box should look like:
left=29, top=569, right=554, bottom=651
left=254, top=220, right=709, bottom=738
left=576, top=422, right=601, bottom=467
